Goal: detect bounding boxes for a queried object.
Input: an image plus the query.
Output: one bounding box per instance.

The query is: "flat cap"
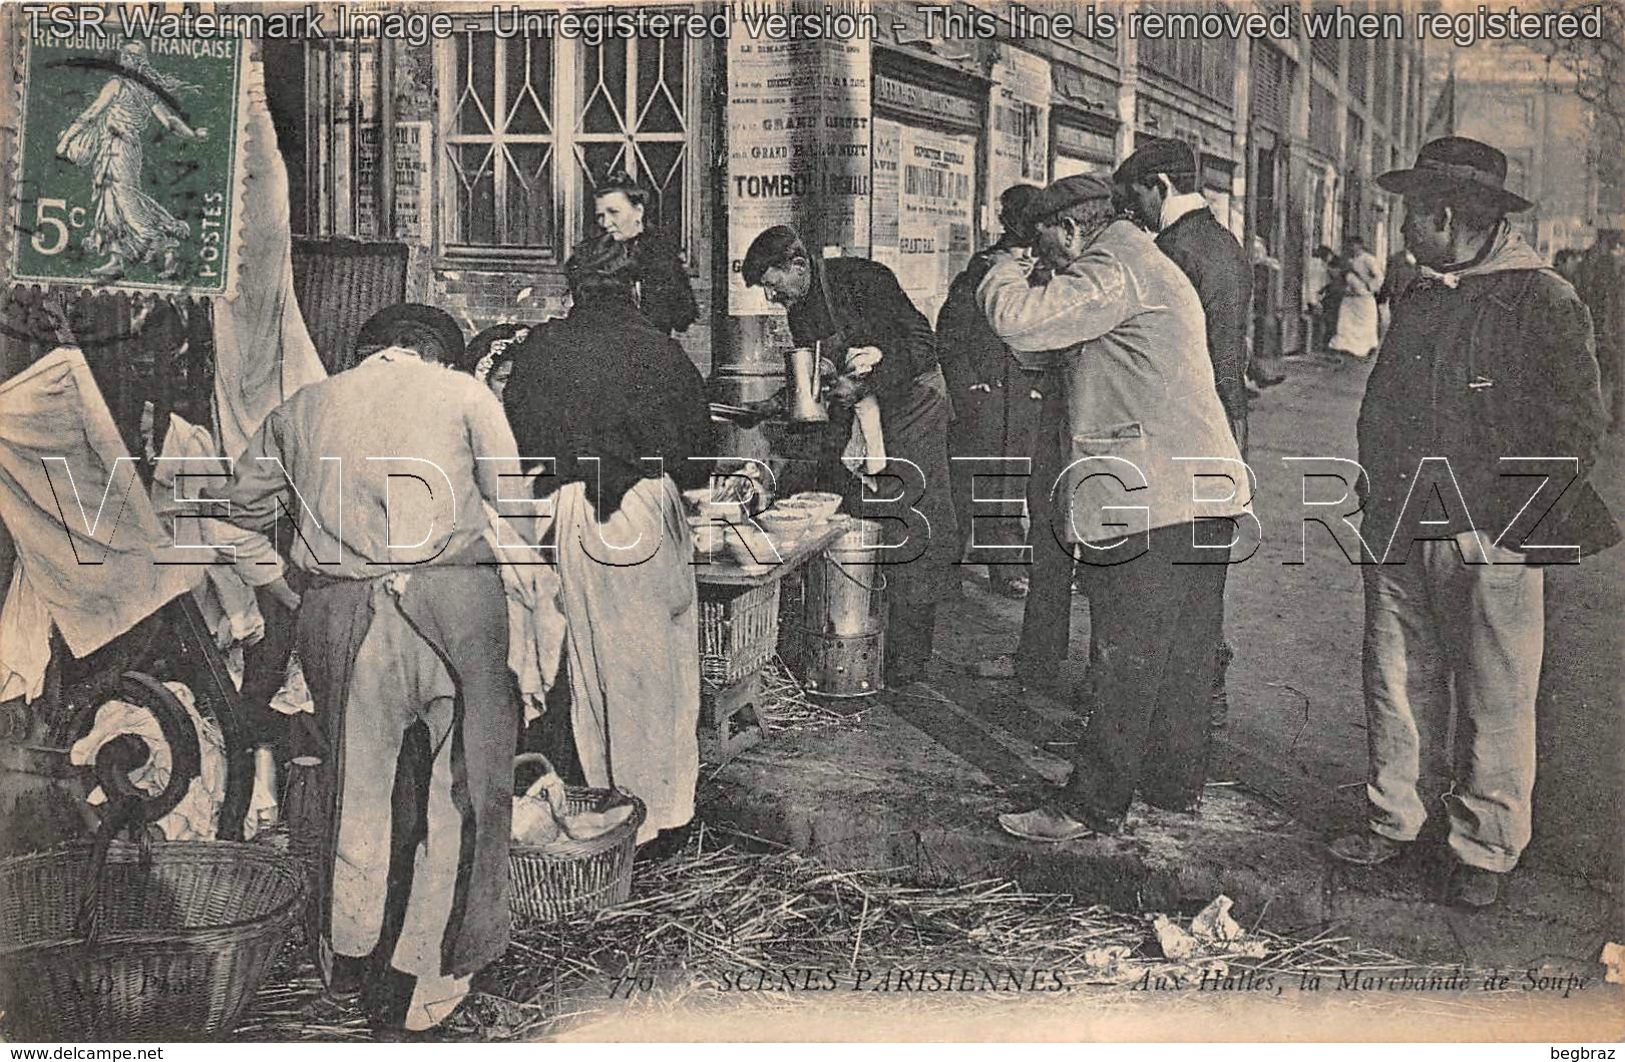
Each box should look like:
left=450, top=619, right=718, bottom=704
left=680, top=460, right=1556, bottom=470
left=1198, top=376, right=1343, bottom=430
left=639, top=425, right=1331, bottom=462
left=1025, top=174, right=1114, bottom=224
left=1113, top=138, right=1198, bottom=186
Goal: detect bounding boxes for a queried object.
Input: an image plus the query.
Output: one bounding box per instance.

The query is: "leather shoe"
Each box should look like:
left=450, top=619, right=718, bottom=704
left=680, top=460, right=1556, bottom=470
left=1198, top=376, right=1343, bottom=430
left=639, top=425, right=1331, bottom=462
left=998, top=807, right=1095, bottom=842
left=1446, top=864, right=1506, bottom=908
left=1327, top=831, right=1409, bottom=866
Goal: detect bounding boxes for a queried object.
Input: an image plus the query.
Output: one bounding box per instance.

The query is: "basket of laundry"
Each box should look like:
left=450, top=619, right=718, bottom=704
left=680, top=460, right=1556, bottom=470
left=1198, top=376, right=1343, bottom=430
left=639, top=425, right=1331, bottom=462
left=507, top=753, right=645, bottom=923
left=0, top=839, right=303, bottom=1040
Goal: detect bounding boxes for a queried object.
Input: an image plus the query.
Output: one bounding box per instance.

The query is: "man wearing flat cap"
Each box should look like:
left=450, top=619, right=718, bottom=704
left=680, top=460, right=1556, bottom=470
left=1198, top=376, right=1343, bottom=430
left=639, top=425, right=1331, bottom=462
left=978, top=174, right=1253, bottom=841
left=742, top=225, right=959, bottom=685
left=1115, top=137, right=1255, bottom=731
left=1115, top=138, right=1254, bottom=452
left=1333, top=137, right=1618, bottom=908
left=221, top=301, right=528, bottom=1033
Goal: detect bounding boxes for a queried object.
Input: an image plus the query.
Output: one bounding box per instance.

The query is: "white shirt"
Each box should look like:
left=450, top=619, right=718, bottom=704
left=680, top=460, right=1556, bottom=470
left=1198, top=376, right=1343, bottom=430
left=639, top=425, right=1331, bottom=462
left=1159, top=192, right=1209, bottom=232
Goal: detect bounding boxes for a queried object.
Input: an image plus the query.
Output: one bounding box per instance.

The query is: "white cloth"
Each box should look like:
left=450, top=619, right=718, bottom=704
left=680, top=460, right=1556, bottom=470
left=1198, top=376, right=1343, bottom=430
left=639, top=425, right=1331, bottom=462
left=1331, top=250, right=1384, bottom=357
left=482, top=504, right=564, bottom=722
left=553, top=477, right=699, bottom=844
left=1331, top=293, right=1380, bottom=357
left=211, top=52, right=326, bottom=458
left=845, top=395, right=888, bottom=475
left=0, top=349, right=204, bottom=701
left=151, top=414, right=285, bottom=650
left=67, top=680, right=272, bottom=841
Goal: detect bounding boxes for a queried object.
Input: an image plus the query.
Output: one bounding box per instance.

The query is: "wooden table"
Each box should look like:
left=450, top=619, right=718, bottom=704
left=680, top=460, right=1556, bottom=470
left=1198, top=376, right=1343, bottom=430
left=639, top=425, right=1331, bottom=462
left=693, top=516, right=852, bottom=589
left=692, top=517, right=852, bottom=763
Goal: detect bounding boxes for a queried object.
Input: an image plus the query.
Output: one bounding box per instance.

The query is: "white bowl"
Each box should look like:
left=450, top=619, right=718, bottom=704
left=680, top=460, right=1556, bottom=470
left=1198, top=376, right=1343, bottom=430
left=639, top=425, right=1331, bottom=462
left=782, top=491, right=843, bottom=522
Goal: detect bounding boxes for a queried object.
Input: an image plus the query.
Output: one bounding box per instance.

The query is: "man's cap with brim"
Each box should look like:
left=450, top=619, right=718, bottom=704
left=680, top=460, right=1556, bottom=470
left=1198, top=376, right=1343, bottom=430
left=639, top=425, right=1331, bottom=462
left=1376, top=136, right=1534, bottom=214
left=1112, top=138, right=1198, bottom=187
left=353, top=303, right=466, bottom=365
left=741, top=225, right=806, bottom=287
left=1025, top=174, right=1114, bottom=225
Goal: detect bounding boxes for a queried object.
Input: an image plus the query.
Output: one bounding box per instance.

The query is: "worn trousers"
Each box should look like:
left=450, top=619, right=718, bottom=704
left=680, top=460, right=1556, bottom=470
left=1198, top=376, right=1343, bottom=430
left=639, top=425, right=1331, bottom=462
left=299, top=565, right=518, bottom=1030
left=1362, top=540, right=1543, bottom=872
left=1059, top=522, right=1230, bottom=818
left=1016, top=380, right=1073, bottom=674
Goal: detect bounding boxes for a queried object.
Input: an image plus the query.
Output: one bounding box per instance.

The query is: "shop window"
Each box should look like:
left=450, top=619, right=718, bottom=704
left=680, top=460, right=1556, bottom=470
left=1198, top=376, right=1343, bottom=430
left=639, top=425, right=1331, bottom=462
left=1135, top=14, right=1235, bottom=107
left=1310, top=82, right=1339, bottom=158
left=437, top=28, right=694, bottom=262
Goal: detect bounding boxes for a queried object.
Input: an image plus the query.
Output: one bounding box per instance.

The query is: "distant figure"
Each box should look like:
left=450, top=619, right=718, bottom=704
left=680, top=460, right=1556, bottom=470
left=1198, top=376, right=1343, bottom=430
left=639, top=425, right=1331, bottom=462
left=1575, top=230, right=1624, bottom=427
left=1329, top=236, right=1383, bottom=360
left=584, top=172, right=698, bottom=337
left=1306, top=244, right=1337, bottom=354
left=1553, top=248, right=1583, bottom=283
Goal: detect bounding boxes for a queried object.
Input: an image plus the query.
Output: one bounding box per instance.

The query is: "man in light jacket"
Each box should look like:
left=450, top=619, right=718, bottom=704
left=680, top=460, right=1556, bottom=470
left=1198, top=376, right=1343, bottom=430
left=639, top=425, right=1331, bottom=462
left=978, top=175, right=1254, bottom=840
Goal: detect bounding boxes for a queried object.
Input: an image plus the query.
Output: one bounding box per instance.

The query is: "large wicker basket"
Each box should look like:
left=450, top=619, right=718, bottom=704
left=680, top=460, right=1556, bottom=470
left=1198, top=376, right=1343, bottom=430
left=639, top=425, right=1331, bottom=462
left=509, top=754, right=645, bottom=924
left=0, top=841, right=303, bottom=1041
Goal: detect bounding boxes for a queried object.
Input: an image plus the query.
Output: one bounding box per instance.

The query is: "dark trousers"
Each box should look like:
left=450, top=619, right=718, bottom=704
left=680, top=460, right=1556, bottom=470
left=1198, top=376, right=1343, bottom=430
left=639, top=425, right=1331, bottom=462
left=1059, top=521, right=1231, bottom=819
left=1016, top=381, right=1072, bottom=674
left=948, top=367, right=1044, bottom=592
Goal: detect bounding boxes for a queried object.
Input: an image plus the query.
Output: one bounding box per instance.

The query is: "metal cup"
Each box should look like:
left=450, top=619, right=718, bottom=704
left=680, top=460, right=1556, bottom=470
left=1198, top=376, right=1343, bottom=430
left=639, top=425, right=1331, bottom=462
left=785, top=346, right=829, bottom=422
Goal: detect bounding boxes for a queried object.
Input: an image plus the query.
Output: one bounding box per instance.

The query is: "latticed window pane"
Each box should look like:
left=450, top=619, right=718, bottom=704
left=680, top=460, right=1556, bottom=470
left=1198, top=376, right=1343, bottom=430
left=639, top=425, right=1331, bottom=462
left=444, top=29, right=555, bottom=250
left=455, top=143, right=497, bottom=245
left=505, top=144, right=555, bottom=248
left=574, top=36, right=690, bottom=251
left=504, top=39, right=552, bottom=136
left=440, top=30, right=693, bottom=257
left=454, top=34, right=497, bottom=136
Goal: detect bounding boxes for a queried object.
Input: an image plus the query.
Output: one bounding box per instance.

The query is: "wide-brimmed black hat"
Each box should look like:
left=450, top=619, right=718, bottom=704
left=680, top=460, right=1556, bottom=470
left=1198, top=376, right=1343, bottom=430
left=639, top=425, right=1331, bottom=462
left=1113, top=138, right=1198, bottom=187
left=1377, top=137, right=1533, bottom=213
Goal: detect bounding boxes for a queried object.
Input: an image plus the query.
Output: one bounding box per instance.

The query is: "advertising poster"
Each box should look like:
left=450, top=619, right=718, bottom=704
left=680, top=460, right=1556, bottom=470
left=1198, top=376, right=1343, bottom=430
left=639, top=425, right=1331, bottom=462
left=894, top=125, right=976, bottom=324
left=726, top=29, right=869, bottom=315
left=987, top=44, right=1050, bottom=224
left=356, top=120, right=430, bottom=242
left=11, top=28, right=246, bottom=298
left=870, top=118, right=901, bottom=273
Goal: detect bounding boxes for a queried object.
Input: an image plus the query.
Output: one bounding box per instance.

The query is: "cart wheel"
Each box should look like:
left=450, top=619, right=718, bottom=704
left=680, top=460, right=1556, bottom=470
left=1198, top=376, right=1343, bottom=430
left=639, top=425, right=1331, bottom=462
left=66, top=670, right=203, bottom=828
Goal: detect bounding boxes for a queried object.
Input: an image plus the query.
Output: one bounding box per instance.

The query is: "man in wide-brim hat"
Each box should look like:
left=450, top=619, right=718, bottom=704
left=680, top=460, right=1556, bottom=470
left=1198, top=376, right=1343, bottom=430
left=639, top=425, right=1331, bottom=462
left=1332, top=137, right=1619, bottom=907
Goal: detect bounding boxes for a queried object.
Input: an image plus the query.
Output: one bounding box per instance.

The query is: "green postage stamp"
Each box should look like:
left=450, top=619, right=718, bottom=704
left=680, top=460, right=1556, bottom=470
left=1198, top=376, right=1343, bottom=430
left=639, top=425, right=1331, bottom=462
left=11, top=27, right=246, bottom=298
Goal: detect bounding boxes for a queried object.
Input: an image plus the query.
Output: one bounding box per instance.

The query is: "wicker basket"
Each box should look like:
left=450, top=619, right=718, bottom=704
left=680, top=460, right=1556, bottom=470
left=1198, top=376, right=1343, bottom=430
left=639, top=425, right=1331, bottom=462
left=699, top=581, right=782, bottom=689
left=508, top=754, right=645, bottom=924
left=0, top=841, right=303, bottom=1041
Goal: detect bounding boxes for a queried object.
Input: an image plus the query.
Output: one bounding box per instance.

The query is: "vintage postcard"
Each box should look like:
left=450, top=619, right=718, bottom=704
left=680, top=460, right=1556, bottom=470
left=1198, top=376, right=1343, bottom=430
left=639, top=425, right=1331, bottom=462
left=0, top=0, right=1620, bottom=1047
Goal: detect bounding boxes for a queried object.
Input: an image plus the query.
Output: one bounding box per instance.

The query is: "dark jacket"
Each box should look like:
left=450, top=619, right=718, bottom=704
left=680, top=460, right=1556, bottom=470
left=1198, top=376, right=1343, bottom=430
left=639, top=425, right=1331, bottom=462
left=625, top=233, right=699, bottom=337
left=1156, top=207, right=1252, bottom=431
left=785, top=257, right=938, bottom=405
left=1357, top=231, right=1618, bottom=562
left=504, top=297, right=713, bottom=520
left=936, top=243, right=1013, bottom=397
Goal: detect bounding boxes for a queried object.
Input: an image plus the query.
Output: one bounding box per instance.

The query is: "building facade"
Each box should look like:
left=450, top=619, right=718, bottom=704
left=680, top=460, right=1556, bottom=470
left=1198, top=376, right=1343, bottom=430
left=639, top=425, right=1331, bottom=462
left=268, top=0, right=1426, bottom=376
left=1423, top=33, right=1624, bottom=257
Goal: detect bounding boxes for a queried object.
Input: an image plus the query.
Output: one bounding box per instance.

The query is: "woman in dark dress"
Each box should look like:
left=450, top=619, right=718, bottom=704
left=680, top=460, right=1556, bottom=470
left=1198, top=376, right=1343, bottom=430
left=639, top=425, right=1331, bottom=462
left=588, top=173, right=699, bottom=337
left=502, top=240, right=713, bottom=847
